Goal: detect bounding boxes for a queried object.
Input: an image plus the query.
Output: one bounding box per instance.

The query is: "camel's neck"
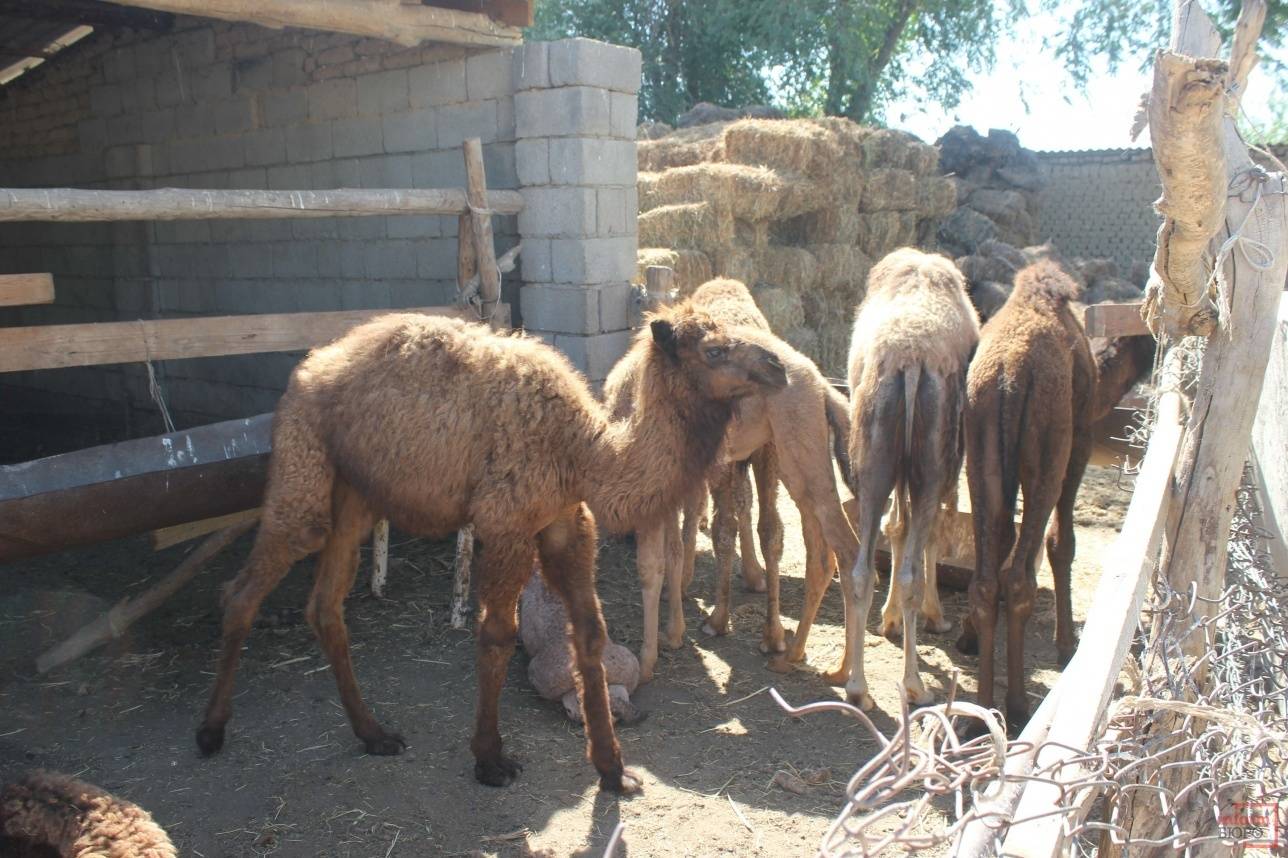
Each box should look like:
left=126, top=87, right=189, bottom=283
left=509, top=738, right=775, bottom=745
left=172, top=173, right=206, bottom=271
left=1091, top=334, right=1156, bottom=423
left=582, top=359, right=731, bottom=534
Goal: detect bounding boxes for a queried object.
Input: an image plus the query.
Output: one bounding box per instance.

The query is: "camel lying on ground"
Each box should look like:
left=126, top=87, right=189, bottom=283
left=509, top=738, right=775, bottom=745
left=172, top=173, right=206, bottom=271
left=195, top=308, right=786, bottom=792
left=843, top=248, right=979, bottom=710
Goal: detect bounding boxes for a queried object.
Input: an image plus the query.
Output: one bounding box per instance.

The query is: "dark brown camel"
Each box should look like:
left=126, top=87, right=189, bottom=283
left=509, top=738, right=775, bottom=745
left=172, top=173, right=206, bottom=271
left=195, top=308, right=786, bottom=792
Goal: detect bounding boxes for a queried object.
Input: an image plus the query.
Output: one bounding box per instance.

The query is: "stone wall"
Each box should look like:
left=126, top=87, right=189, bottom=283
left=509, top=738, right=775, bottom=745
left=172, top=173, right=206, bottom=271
left=0, top=23, right=640, bottom=434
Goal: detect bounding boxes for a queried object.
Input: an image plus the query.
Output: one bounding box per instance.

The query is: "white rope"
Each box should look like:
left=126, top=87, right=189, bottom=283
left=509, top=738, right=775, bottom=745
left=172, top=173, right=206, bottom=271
left=1206, top=168, right=1278, bottom=336
left=139, top=320, right=176, bottom=434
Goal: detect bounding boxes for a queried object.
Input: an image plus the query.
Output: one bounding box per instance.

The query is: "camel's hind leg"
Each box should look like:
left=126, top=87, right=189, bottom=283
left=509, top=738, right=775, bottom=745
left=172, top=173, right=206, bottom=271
left=470, top=528, right=535, bottom=787
left=752, top=446, right=785, bottom=654
left=701, top=464, right=738, bottom=637
left=770, top=504, right=829, bottom=673
left=304, top=480, right=401, bottom=754
left=680, top=486, right=706, bottom=593
left=634, top=521, right=666, bottom=683
left=663, top=507, right=686, bottom=650
left=735, top=460, right=766, bottom=593
left=1045, top=431, right=1091, bottom=666
left=539, top=505, right=639, bottom=794
left=197, top=412, right=332, bottom=756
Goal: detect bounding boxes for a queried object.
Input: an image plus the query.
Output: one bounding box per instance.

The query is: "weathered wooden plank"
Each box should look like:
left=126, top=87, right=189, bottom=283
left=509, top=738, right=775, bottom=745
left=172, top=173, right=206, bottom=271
left=1250, top=293, right=1288, bottom=578
left=0, top=304, right=508, bottom=372
left=462, top=138, right=501, bottom=320
left=152, top=507, right=261, bottom=550
left=100, top=0, right=521, bottom=47
left=0, top=187, right=524, bottom=222
left=0, top=272, right=54, bottom=306
left=1084, top=301, right=1149, bottom=338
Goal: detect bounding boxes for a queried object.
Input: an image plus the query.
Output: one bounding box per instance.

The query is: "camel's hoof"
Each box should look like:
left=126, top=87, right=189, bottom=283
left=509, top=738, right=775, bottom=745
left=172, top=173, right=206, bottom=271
left=195, top=725, right=225, bottom=756
left=1056, top=638, right=1078, bottom=668
left=475, top=755, right=523, bottom=787
left=743, top=575, right=767, bottom=594
left=664, top=631, right=686, bottom=651
left=767, top=655, right=794, bottom=674
left=701, top=615, right=729, bottom=637
left=924, top=617, right=953, bottom=635
left=955, top=633, right=979, bottom=656
left=905, top=685, right=935, bottom=707
left=758, top=633, right=786, bottom=655
left=638, top=665, right=655, bottom=685
left=1006, top=702, right=1031, bottom=733
left=822, top=668, right=849, bottom=687
left=601, top=767, right=644, bottom=795
left=846, top=689, right=876, bottom=711
left=616, top=707, right=649, bottom=727
left=363, top=730, right=407, bottom=756
left=881, top=624, right=902, bottom=644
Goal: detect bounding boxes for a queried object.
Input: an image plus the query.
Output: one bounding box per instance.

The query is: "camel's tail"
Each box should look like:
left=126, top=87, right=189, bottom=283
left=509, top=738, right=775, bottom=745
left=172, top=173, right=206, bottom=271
left=902, top=364, right=921, bottom=463
left=997, top=370, right=1030, bottom=515
left=823, top=384, right=853, bottom=490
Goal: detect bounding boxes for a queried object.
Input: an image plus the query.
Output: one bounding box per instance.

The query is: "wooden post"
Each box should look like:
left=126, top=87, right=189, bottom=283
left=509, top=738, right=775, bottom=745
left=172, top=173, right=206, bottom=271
left=461, top=139, right=502, bottom=321
left=370, top=518, right=390, bottom=598
left=644, top=265, right=675, bottom=308
left=36, top=520, right=255, bottom=673
left=0, top=272, right=54, bottom=306
left=450, top=525, right=474, bottom=629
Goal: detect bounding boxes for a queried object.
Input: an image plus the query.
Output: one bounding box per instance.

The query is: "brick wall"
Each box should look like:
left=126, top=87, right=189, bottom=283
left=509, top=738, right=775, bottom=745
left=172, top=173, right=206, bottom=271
left=0, top=22, right=641, bottom=434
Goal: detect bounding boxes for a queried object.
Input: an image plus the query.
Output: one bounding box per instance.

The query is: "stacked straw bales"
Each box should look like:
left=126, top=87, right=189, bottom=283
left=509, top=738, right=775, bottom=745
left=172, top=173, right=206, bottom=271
left=634, top=117, right=954, bottom=376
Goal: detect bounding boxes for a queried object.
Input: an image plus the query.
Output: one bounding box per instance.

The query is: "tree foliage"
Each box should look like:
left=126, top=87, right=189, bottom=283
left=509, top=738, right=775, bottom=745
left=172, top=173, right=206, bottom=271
left=530, top=0, right=1288, bottom=127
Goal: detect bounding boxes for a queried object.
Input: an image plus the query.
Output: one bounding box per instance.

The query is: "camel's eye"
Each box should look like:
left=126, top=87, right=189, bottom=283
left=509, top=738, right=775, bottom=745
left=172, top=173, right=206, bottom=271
left=704, top=346, right=726, bottom=361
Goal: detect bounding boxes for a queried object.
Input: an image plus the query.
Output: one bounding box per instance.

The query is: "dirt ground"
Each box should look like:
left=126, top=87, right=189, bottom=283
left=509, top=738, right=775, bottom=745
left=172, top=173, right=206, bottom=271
left=0, top=459, right=1133, bottom=857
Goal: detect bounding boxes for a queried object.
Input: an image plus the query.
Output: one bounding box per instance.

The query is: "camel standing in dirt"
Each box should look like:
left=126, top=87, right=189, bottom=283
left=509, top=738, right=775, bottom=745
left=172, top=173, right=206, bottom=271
left=195, top=309, right=786, bottom=792
left=603, top=279, right=857, bottom=683
left=956, top=260, right=1096, bottom=728
left=843, top=248, right=979, bottom=711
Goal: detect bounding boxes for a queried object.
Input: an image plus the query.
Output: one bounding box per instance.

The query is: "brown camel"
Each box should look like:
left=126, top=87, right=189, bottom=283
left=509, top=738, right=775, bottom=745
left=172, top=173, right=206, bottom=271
left=195, top=309, right=787, bottom=792
left=956, top=259, right=1096, bottom=728
left=603, top=279, right=858, bottom=683
left=844, top=248, right=979, bottom=710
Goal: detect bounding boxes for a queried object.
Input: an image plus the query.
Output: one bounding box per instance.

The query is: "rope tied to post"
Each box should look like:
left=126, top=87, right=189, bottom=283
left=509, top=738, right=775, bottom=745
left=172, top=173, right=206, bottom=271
left=139, top=319, right=176, bottom=434
left=1206, top=165, right=1280, bottom=337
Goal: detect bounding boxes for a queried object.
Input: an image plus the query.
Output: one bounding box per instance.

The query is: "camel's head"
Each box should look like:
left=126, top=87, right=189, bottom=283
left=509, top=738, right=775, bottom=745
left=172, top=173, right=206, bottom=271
left=648, top=309, right=787, bottom=400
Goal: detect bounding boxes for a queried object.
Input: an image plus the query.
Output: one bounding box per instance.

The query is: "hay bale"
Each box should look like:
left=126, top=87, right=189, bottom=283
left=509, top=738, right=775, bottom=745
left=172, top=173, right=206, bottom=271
left=907, top=142, right=941, bottom=176
left=677, top=102, right=742, bottom=127
left=638, top=202, right=734, bottom=254
left=782, top=325, right=820, bottom=358
left=799, top=205, right=863, bottom=245
left=736, top=218, right=770, bottom=250
left=856, top=211, right=916, bottom=258
left=635, top=247, right=714, bottom=295
left=635, top=247, right=679, bottom=282
left=916, top=177, right=957, bottom=218
left=637, top=125, right=727, bottom=172
left=757, top=246, right=819, bottom=292
left=638, top=163, right=820, bottom=221
left=751, top=284, right=806, bottom=331
left=637, top=121, right=673, bottom=140
left=965, top=188, right=1030, bottom=226
left=809, top=243, right=872, bottom=295
left=863, top=169, right=918, bottom=211
left=714, top=246, right=757, bottom=284
left=722, top=119, right=844, bottom=177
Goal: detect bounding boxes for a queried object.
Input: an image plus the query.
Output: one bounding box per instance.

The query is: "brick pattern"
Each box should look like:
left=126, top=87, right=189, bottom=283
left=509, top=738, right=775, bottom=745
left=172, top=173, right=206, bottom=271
left=514, top=38, right=642, bottom=382
left=0, top=20, right=526, bottom=425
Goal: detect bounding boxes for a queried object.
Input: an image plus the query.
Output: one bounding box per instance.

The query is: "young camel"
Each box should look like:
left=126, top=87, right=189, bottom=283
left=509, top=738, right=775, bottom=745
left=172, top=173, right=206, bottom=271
left=195, top=310, right=787, bottom=792
left=603, top=279, right=858, bottom=683
left=956, top=260, right=1096, bottom=728
left=844, top=248, right=979, bottom=711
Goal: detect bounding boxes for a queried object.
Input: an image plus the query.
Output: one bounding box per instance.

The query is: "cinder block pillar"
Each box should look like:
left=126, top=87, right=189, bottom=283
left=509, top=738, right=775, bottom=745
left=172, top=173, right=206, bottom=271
left=514, top=38, right=641, bottom=382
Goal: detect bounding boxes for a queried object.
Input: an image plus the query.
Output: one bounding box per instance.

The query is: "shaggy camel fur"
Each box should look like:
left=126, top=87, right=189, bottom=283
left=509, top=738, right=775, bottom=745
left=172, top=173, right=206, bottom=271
left=520, top=570, right=641, bottom=723
left=844, top=248, right=979, bottom=710
left=956, top=260, right=1096, bottom=728
left=0, top=771, right=175, bottom=858
left=603, top=279, right=858, bottom=682
left=195, top=310, right=786, bottom=792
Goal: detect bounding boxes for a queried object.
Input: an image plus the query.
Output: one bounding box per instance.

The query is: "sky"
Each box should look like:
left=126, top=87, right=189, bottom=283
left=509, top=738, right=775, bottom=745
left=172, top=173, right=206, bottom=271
left=882, top=9, right=1278, bottom=152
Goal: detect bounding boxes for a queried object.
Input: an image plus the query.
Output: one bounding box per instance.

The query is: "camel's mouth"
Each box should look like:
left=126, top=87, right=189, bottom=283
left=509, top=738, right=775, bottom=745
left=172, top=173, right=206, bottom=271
left=750, top=351, right=788, bottom=390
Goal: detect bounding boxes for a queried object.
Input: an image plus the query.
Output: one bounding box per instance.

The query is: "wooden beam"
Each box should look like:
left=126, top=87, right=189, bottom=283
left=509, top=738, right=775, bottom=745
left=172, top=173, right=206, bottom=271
left=0, top=186, right=524, bottom=222
left=1002, top=384, right=1185, bottom=856
left=152, top=507, right=260, bottom=550
left=423, top=0, right=534, bottom=28
left=1083, top=301, right=1149, bottom=338
left=1250, top=293, right=1288, bottom=580
left=461, top=138, right=501, bottom=320
left=0, top=304, right=509, bottom=372
left=0, top=0, right=175, bottom=31
left=99, top=0, right=521, bottom=47
left=0, top=272, right=53, bottom=306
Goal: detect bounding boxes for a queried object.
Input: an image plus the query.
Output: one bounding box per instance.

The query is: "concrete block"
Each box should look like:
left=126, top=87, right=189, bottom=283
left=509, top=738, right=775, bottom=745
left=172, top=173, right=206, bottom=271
left=272, top=49, right=309, bottom=87
left=101, top=49, right=136, bottom=83
left=141, top=109, right=177, bottom=144
left=120, top=76, right=157, bottom=115
left=175, top=103, right=217, bottom=138
left=518, top=186, right=597, bottom=238
left=332, top=118, right=384, bottom=158
left=89, top=83, right=122, bottom=117
left=515, top=87, right=608, bottom=138
left=553, top=328, right=632, bottom=381
left=228, top=242, right=275, bottom=278
left=357, top=69, right=410, bottom=115
left=496, top=96, right=515, bottom=141
left=512, top=42, right=549, bottom=91
left=267, top=163, right=311, bottom=189
left=548, top=137, right=636, bottom=186
left=466, top=48, right=514, bottom=101
left=377, top=153, right=414, bottom=187
left=366, top=240, right=419, bottom=278
left=155, top=73, right=184, bottom=108
left=214, top=97, right=258, bottom=135
left=192, top=63, right=234, bottom=101
left=107, top=115, right=144, bottom=146
left=273, top=241, right=318, bottom=277
left=262, top=88, right=308, bottom=126
left=521, top=238, right=553, bottom=283
left=609, top=91, right=638, bottom=140
left=436, top=101, right=499, bottom=149
left=332, top=158, right=364, bottom=187
left=242, top=128, right=286, bottom=166
left=409, top=60, right=467, bottom=108
left=515, top=138, right=549, bottom=186
left=598, top=282, right=631, bottom=332
left=482, top=141, right=518, bottom=189
left=416, top=237, right=457, bottom=278
left=520, top=283, right=602, bottom=334
left=596, top=187, right=631, bottom=236
left=550, top=236, right=636, bottom=284
left=308, top=78, right=357, bottom=121
left=175, top=29, right=216, bottom=68
left=285, top=122, right=332, bottom=162
left=76, top=118, right=107, bottom=150
left=387, top=215, right=442, bottom=239
left=547, top=39, right=642, bottom=94
left=234, top=55, right=274, bottom=93
left=383, top=108, right=436, bottom=153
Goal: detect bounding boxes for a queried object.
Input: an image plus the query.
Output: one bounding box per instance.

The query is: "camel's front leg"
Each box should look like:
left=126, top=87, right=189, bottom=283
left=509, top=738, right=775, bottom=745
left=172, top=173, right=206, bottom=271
left=634, top=522, right=666, bottom=683
left=663, top=507, right=686, bottom=650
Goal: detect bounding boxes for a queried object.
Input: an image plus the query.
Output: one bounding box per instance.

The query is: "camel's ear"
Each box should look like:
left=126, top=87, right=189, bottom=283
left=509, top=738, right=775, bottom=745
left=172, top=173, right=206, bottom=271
left=650, top=318, right=679, bottom=359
